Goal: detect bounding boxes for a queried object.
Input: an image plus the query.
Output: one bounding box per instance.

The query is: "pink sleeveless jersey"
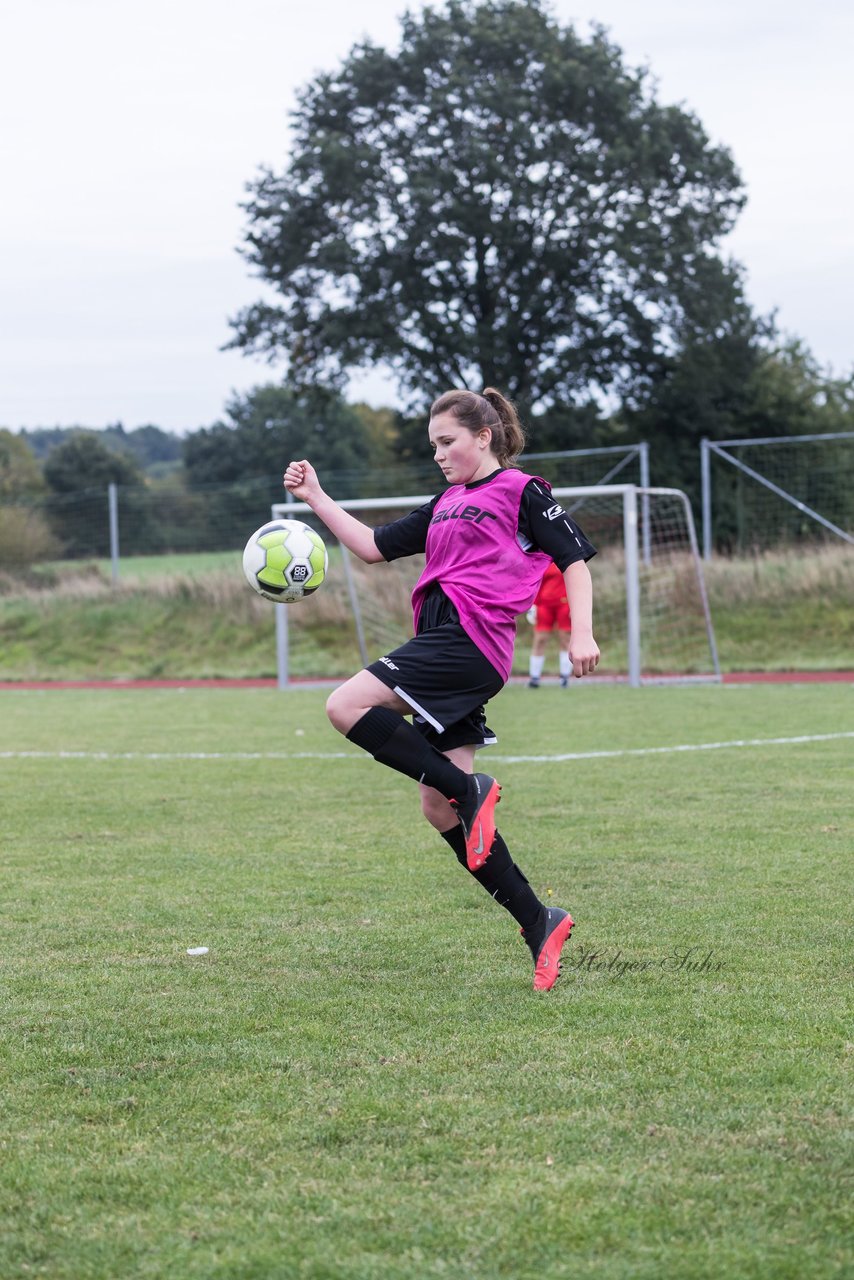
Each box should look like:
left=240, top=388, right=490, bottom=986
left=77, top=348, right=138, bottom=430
left=411, top=469, right=552, bottom=682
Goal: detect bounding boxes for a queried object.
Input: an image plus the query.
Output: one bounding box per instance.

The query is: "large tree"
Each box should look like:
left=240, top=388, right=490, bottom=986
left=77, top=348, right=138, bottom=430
left=231, top=0, right=748, bottom=413
left=182, top=385, right=374, bottom=487
left=0, top=429, right=45, bottom=498
left=178, top=385, right=384, bottom=538
left=43, top=432, right=144, bottom=495
left=42, top=432, right=150, bottom=557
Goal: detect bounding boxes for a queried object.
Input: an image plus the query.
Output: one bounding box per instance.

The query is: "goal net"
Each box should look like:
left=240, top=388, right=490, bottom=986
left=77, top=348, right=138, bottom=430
left=270, top=485, right=719, bottom=687
left=702, top=432, right=854, bottom=554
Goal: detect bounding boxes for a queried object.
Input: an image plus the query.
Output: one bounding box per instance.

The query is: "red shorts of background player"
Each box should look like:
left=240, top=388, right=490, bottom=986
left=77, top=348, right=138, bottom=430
left=534, top=598, right=571, bottom=632
left=533, top=562, right=571, bottom=632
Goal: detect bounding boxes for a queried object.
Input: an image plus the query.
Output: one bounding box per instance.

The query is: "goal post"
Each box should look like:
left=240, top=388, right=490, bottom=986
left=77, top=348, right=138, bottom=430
left=271, top=485, right=720, bottom=688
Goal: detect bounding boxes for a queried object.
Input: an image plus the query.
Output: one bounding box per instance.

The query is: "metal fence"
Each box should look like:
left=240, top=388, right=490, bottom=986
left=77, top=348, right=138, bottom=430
left=0, top=445, right=650, bottom=578
left=700, top=432, right=854, bottom=557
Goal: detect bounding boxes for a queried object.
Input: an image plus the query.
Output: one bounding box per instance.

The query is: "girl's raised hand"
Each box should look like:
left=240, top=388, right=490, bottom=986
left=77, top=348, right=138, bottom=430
left=283, top=459, right=319, bottom=502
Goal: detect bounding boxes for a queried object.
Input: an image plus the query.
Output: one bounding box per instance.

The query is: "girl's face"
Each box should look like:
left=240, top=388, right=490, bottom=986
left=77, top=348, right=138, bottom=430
left=428, top=412, right=497, bottom=485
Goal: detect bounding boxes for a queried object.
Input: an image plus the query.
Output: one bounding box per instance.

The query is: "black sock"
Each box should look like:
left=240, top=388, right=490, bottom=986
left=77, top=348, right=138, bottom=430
left=346, top=707, right=471, bottom=802
left=440, top=826, right=543, bottom=932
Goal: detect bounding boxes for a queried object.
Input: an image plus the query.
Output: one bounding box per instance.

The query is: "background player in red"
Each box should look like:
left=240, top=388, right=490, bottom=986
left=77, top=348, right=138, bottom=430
left=528, top=560, right=572, bottom=688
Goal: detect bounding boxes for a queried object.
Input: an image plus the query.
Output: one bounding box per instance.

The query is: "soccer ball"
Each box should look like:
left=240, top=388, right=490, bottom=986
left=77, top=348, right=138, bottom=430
left=242, top=519, right=328, bottom=603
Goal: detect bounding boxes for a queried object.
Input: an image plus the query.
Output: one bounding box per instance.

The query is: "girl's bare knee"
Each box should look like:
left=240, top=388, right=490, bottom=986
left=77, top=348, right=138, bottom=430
left=326, top=686, right=355, bottom=734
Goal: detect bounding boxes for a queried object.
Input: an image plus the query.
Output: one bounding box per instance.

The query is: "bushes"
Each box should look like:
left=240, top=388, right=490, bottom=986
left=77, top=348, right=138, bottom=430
left=0, top=506, right=60, bottom=572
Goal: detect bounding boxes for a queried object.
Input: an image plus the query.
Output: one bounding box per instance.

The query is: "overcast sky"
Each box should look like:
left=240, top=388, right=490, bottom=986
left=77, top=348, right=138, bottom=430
left=2, top=0, right=852, bottom=433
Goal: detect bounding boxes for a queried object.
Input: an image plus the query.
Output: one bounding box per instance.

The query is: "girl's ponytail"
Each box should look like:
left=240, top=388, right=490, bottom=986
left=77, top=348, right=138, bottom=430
left=481, top=388, right=525, bottom=467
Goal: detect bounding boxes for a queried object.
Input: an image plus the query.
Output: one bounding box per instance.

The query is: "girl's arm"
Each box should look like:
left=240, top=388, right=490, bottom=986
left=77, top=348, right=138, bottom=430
left=564, top=560, right=600, bottom=678
left=283, top=460, right=385, bottom=564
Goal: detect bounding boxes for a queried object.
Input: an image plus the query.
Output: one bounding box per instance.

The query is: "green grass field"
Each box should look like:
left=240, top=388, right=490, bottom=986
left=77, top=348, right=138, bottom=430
left=1, top=683, right=851, bottom=1278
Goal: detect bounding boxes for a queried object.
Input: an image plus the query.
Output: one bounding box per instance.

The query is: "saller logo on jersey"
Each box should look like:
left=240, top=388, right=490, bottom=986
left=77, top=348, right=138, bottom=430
left=430, top=504, right=498, bottom=525
left=544, top=504, right=565, bottom=521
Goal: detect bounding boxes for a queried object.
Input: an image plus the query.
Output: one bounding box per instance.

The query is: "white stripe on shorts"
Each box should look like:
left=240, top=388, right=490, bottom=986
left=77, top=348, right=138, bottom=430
left=393, top=684, right=445, bottom=733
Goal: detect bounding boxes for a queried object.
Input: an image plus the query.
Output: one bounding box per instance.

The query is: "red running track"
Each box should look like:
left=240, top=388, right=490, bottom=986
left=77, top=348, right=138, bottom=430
left=1, top=673, right=853, bottom=691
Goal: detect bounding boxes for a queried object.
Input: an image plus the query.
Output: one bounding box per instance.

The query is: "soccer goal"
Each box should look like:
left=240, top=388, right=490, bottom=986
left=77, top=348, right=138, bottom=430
left=700, top=431, right=854, bottom=556
left=270, top=485, right=720, bottom=688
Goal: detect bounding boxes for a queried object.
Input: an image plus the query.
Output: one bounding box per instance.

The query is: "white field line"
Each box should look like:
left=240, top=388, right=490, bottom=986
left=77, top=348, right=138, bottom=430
left=1, top=731, right=852, bottom=765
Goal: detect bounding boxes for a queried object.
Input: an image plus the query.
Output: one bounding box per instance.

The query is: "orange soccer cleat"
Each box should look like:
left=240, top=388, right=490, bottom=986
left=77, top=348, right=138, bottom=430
left=450, top=773, right=502, bottom=871
left=523, top=907, right=575, bottom=991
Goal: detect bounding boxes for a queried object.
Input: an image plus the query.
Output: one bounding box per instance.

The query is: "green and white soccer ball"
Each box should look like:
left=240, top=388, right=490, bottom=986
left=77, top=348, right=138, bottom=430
left=242, top=519, right=328, bottom=603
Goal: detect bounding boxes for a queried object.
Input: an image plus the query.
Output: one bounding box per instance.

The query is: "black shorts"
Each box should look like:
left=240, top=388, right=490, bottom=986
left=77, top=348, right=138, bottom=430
left=367, top=623, right=503, bottom=753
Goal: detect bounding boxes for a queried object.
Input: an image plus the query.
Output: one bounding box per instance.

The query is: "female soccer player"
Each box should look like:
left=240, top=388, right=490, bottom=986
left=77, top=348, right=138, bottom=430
left=283, top=388, right=599, bottom=990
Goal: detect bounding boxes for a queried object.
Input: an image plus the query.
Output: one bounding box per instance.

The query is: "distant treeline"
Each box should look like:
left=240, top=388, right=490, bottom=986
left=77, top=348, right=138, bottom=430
left=19, top=423, right=185, bottom=472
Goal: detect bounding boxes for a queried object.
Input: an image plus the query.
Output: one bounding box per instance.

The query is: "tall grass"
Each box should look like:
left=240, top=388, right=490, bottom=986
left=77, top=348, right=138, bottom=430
left=703, top=543, right=854, bottom=604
